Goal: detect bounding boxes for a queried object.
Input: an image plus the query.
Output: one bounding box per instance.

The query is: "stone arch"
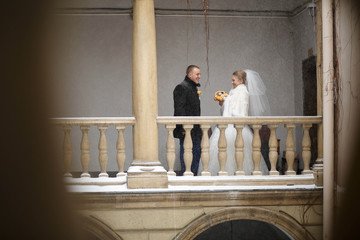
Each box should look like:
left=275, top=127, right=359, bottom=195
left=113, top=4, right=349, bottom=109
left=174, top=207, right=315, bottom=240
left=81, top=215, right=124, bottom=240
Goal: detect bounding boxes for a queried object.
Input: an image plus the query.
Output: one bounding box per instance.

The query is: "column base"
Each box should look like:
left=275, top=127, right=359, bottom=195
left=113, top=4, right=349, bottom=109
left=218, top=171, right=228, bottom=176
left=81, top=172, right=91, bottom=178
left=285, top=170, right=297, bottom=175
left=99, top=172, right=109, bottom=178
left=302, top=170, right=313, bottom=175
left=252, top=171, right=263, bottom=176
left=235, top=171, right=245, bottom=176
left=116, top=172, right=126, bottom=177
left=127, top=164, right=168, bottom=189
left=201, top=171, right=211, bottom=176
left=184, top=171, right=194, bottom=176
left=312, top=158, right=324, bottom=186
left=167, top=171, right=176, bottom=176
left=269, top=171, right=280, bottom=176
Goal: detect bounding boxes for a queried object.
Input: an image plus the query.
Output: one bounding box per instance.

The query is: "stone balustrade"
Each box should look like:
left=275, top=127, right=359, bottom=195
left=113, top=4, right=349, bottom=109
left=157, top=116, right=322, bottom=185
left=52, top=116, right=323, bottom=187
left=52, top=117, right=135, bottom=179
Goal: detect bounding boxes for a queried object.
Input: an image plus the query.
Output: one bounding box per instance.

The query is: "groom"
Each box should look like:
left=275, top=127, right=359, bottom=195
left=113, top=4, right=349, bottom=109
left=173, top=65, right=202, bottom=176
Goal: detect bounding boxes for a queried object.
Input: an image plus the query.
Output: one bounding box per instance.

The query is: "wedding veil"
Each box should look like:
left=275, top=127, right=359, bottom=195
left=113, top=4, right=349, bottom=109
left=244, top=69, right=271, bottom=116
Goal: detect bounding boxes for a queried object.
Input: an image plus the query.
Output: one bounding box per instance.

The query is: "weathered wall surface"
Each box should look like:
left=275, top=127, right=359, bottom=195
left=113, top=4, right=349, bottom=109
left=74, top=190, right=323, bottom=240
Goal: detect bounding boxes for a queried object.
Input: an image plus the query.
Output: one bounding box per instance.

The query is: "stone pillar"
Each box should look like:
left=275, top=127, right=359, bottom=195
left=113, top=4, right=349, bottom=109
left=127, top=0, right=167, bottom=188
left=313, top=0, right=324, bottom=187
left=323, top=0, right=335, bottom=238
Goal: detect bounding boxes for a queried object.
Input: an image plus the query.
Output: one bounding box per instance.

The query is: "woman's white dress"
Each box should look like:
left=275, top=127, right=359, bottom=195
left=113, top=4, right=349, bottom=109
left=207, top=84, right=269, bottom=176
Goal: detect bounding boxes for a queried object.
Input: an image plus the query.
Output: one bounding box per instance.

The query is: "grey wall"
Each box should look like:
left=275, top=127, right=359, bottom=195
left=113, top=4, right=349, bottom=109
left=50, top=4, right=316, bottom=172
left=292, top=8, right=317, bottom=166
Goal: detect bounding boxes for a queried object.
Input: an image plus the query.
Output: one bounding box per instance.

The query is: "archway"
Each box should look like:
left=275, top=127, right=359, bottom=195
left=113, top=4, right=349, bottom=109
left=175, top=207, right=314, bottom=240
left=194, top=219, right=292, bottom=240
left=81, top=215, right=124, bottom=240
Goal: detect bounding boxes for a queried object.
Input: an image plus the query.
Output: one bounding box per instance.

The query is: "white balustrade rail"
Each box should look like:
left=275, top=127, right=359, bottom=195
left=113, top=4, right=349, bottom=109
left=52, top=116, right=322, bottom=187
left=52, top=117, right=135, bottom=179
left=157, top=116, right=322, bottom=179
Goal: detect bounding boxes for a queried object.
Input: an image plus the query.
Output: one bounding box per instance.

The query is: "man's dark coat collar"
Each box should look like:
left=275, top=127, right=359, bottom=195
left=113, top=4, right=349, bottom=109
left=184, top=76, right=201, bottom=87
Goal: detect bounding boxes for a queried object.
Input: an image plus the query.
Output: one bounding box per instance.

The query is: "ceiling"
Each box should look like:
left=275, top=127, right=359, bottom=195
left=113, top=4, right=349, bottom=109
left=55, top=0, right=315, bottom=17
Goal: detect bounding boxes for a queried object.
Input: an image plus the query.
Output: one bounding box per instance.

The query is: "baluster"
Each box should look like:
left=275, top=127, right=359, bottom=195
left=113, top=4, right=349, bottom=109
left=313, top=122, right=324, bottom=186
left=80, top=126, right=90, bottom=178
left=63, top=125, right=72, bottom=177
left=116, top=125, right=126, bottom=177
left=200, top=124, right=211, bottom=176
left=302, top=123, right=312, bottom=175
left=165, top=124, right=176, bottom=176
left=218, top=124, right=228, bottom=176
left=251, top=124, right=262, bottom=175
left=268, top=124, right=280, bottom=175
left=235, top=124, right=245, bottom=175
left=285, top=124, right=296, bottom=175
left=98, top=125, right=109, bottom=178
left=183, top=124, right=193, bottom=176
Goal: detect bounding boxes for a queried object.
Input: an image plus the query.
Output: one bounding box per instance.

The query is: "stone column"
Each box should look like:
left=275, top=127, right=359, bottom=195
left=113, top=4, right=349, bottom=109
left=323, top=0, right=335, bottom=238
left=127, top=0, right=167, bottom=188
left=313, top=0, right=324, bottom=186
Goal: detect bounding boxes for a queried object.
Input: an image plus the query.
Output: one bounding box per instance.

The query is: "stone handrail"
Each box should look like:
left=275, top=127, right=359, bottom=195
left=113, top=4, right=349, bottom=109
left=157, top=116, right=322, bottom=177
left=51, top=116, right=323, bottom=187
left=52, top=117, right=135, bottom=178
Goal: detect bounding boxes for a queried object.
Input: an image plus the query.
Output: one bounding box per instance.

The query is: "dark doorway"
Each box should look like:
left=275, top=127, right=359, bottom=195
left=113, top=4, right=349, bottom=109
left=194, top=219, right=292, bottom=240
left=302, top=55, right=318, bottom=167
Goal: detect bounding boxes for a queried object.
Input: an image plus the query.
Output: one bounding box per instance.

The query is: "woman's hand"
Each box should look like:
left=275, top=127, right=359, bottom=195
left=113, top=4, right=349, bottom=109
left=219, top=101, right=224, bottom=106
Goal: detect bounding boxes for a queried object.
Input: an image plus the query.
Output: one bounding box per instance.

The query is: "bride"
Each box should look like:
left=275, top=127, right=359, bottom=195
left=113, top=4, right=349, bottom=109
left=205, top=69, right=270, bottom=176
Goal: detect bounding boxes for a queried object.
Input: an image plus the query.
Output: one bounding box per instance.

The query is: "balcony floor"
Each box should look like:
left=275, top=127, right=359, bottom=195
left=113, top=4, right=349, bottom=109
left=65, top=174, right=321, bottom=193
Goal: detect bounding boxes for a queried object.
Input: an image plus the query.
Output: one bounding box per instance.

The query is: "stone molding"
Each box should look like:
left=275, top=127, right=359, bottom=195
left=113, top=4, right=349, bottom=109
left=175, top=206, right=315, bottom=240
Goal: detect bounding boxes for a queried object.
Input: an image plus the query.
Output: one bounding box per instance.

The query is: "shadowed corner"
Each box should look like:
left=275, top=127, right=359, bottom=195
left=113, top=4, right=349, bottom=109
left=0, top=1, right=85, bottom=239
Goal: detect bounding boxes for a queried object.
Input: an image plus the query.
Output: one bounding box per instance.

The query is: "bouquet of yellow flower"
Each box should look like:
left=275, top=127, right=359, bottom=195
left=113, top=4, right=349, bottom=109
left=213, top=91, right=228, bottom=102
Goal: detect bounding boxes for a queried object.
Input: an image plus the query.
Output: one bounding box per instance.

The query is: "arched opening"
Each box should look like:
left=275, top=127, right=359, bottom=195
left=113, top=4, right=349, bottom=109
left=81, top=215, right=124, bottom=240
left=194, top=219, right=293, bottom=240
left=175, top=207, right=314, bottom=240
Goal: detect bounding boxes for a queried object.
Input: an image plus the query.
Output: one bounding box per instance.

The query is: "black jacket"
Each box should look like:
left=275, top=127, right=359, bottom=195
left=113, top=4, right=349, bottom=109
left=173, top=76, right=202, bottom=140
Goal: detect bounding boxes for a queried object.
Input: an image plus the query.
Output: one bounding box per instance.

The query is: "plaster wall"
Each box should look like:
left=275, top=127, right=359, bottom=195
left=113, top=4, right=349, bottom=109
left=49, top=3, right=316, bottom=172
left=292, top=8, right=318, bottom=168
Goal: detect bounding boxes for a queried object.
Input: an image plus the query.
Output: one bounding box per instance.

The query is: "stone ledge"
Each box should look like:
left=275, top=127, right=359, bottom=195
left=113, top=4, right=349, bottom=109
left=69, top=188, right=323, bottom=210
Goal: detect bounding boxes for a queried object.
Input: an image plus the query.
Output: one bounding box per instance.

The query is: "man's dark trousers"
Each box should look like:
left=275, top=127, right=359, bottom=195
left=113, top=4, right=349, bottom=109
left=179, top=138, right=201, bottom=176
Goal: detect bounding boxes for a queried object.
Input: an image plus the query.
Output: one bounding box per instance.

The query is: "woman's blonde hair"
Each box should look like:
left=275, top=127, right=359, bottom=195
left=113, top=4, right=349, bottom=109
left=232, top=70, right=247, bottom=84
